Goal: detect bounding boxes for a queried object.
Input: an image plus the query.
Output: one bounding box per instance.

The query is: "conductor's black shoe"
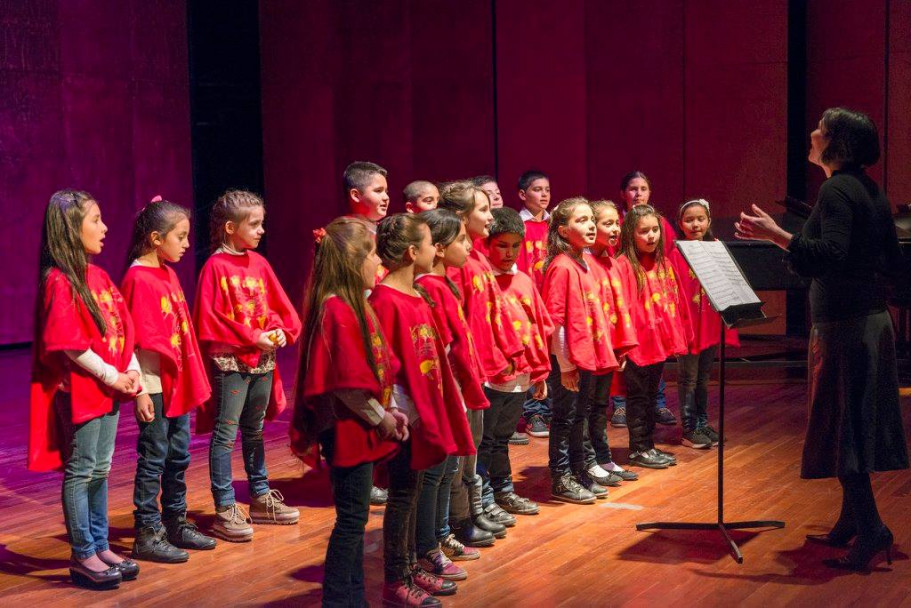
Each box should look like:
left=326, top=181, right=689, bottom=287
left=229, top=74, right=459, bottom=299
left=629, top=449, right=670, bottom=469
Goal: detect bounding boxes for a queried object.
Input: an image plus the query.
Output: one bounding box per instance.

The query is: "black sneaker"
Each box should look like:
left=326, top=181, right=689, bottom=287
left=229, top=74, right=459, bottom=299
left=575, top=472, right=608, bottom=499
left=551, top=475, right=597, bottom=504
left=131, top=526, right=189, bottom=563
left=654, top=447, right=677, bottom=465
left=494, top=491, right=540, bottom=516
left=682, top=429, right=712, bottom=449
left=164, top=516, right=217, bottom=550
left=613, top=468, right=639, bottom=481
left=628, top=449, right=670, bottom=469
left=483, top=502, right=518, bottom=526
left=610, top=407, right=627, bottom=428
left=370, top=485, right=388, bottom=506
left=656, top=407, right=678, bottom=426
left=509, top=431, right=530, bottom=445
left=526, top=414, right=549, bottom=438
left=700, top=425, right=720, bottom=445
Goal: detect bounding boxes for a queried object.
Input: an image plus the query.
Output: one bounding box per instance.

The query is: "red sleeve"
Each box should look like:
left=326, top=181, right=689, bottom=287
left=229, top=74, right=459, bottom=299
left=261, top=256, right=302, bottom=344
left=121, top=270, right=180, bottom=371
left=193, top=259, right=262, bottom=347
left=41, top=271, right=94, bottom=353
left=541, top=262, right=570, bottom=327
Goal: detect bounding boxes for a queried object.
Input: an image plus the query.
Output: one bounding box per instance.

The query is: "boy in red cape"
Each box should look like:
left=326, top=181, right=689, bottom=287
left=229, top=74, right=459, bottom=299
left=121, top=198, right=216, bottom=563
left=31, top=190, right=141, bottom=588
left=480, top=207, right=554, bottom=518
left=193, top=190, right=301, bottom=542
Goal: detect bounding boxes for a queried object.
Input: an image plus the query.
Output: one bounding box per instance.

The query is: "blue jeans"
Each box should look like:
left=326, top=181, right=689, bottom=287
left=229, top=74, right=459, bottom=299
left=677, top=346, right=716, bottom=431
left=416, top=454, right=459, bottom=555
left=548, top=358, right=593, bottom=480
left=57, top=393, right=120, bottom=559
left=383, top=441, right=421, bottom=583
left=479, top=387, right=525, bottom=505
left=133, top=393, right=191, bottom=528
left=209, top=370, right=273, bottom=507
left=612, top=375, right=667, bottom=411
left=319, top=430, right=373, bottom=608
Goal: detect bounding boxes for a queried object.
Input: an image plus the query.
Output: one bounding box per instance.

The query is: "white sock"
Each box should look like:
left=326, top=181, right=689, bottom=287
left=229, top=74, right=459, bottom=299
left=587, top=464, right=609, bottom=478
left=605, top=461, right=624, bottom=472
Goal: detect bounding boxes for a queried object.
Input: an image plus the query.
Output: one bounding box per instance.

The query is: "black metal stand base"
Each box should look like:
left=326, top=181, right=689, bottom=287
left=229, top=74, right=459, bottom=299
left=635, top=520, right=785, bottom=564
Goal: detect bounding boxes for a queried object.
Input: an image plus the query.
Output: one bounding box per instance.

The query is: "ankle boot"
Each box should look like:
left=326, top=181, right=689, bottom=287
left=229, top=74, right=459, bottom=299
left=132, top=526, right=189, bottom=563
left=467, top=477, right=505, bottom=538
left=165, top=515, right=217, bottom=550
left=452, top=518, right=495, bottom=547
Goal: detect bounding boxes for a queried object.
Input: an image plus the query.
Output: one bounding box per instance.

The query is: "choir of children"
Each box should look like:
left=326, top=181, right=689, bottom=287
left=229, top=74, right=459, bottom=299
left=29, top=163, right=730, bottom=604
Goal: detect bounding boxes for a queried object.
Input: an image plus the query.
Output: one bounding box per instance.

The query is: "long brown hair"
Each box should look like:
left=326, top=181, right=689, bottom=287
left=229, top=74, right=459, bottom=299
left=543, top=197, right=591, bottom=273
left=38, top=190, right=106, bottom=334
left=619, top=204, right=667, bottom=291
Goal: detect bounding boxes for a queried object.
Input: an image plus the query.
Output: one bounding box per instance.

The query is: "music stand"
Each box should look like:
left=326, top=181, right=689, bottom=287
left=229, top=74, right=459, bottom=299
left=635, top=241, right=785, bottom=564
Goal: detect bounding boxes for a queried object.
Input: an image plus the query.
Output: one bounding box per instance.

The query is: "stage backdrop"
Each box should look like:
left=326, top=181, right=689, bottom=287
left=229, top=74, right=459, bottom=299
left=0, top=1, right=193, bottom=345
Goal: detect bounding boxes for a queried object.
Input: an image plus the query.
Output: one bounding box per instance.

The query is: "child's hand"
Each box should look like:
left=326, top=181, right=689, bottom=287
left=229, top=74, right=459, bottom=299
left=112, top=372, right=136, bottom=394
left=376, top=411, right=398, bottom=440
left=561, top=369, right=580, bottom=392
left=256, top=331, right=278, bottom=352
left=532, top=380, right=548, bottom=401
left=390, top=408, right=410, bottom=442
left=271, top=329, right=288, bottom=348
left=135, top=394, right=155, bottom=423
left=618, top=355, right=628, bottom=372
left=126, top=370, right=141, bottom=394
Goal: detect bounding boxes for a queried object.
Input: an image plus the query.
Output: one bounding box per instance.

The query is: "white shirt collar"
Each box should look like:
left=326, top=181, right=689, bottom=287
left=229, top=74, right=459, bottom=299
left=519, top=208, right=550, bottom=222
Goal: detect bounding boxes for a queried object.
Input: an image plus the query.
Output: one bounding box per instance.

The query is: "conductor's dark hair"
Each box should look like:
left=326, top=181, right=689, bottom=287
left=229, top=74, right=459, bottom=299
left=518, top=170, right=549, bottom=192
left=820, top=107, right=881, bottom=169
left=488, top=207, right=525, bottom=240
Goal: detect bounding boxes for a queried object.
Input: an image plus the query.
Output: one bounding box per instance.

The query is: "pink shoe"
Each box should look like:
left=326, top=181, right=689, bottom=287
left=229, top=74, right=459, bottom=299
left=418, top=549, right=467, bottom=581
left=382, top=580, right=442, bottom=606
left=411, top=567, right=458, bottom=596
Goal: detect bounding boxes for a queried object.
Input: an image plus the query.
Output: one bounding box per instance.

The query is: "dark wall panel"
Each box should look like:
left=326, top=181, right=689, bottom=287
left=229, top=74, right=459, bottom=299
left=0, top=1, right=193, bottom=345
left=887, top=0, right=911, bottom=205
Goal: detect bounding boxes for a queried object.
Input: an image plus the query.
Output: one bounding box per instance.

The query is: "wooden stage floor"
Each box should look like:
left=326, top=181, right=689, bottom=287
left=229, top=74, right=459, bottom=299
left=1, top=347, right=910, bottom=607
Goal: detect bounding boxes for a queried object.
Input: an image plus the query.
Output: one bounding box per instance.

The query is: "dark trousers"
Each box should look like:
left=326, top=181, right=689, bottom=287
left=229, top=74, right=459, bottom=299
left=677, top=346, right=716, bottom=432
left=582, top=372, right=614, bottom=469
left=416, top=454, right=458, bottom=555
left=319, top=431, right=374, bottom=608
left=133, top=393, right=191, bottom=528
left=612, top=376, right=668, bottom=411
left=478, top=387, right=526, bottom=504
left=625, top=360, right=665, bottom=453
left=548, top=357, right=593, bottom=480
left=383, top=441, right=422, bottom=583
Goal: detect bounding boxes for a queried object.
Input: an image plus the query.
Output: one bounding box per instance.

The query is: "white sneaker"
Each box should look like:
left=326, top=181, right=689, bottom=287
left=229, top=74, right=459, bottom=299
left=587, top=464, right=610, bottom=479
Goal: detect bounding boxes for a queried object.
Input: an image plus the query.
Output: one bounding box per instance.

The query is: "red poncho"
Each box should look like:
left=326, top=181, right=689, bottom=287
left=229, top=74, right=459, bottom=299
left=29, top=265, right=136, bottom=471
left=414, top=274, right=489, bottom=410
left=668, top=248, right=740, bottom=354
left=472, top=237, right=489, bottom=257
left=369, top=285, right=475, bottom=470
left=517, top=217, right=549, bottom=290
left=493, top=269, right=554, bottom=384
left=615, top=254, right=691, bottom=366
left=294, top=295, right=401, bottom=467
left=588, top=252, right=638, bottom=357
left=620, top=213, right=678, bottom=259
left=541, top=253, right=618, bottom=374
left=193, top=251, right=302, bottom=433
left=447, top=250, right=523, bottom=378
left=121, top=264, right=211, bottom=417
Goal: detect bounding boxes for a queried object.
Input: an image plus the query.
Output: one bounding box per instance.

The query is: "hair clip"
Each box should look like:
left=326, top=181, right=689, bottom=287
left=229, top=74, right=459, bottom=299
left=680, top=198, right=710, bottom=212
left=150, top=195, right=163, bottom=202
left=312, top=227, right=327, bottom=244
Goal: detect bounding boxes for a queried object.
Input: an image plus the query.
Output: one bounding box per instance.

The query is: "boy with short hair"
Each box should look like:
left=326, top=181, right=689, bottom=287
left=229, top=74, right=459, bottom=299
left=478, top=207, right=553, bottom=520
left=403, top=180, right=440, bottom=213
left=344, top=161, right=390, bottom=231
left=516, top=170, right=552, bottom=438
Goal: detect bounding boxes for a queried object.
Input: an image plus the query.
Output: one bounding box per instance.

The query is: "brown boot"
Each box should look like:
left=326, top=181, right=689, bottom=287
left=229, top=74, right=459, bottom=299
left=212, top=504, right=253, bottom=542
left=250, top=489, right=299, bottom=525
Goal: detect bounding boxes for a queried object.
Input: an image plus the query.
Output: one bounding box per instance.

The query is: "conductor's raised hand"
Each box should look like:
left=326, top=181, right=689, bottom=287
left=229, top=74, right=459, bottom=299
left=734, top=204, right=792, bottom=249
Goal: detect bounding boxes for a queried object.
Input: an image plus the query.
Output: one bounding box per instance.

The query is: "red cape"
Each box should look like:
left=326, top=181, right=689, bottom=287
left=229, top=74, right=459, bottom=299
left=589, top=252, right=639, bottom=357
left=121, top=265, right=211, bottom=417
left=415, top=274, right=489, bottom=410
left=669, top=248, right=740, bottom=354
left=471, top=237, right=489, bottom=257
left=29, top=265, right=135, bottom=471
left=517, top=218, right=549, bottom=289
left=615, top=254, right=691, bottom=366
left=293, top=295, right=401, bottom=468
left=493, top=269, right=554, bottom=384
left=193, top=251, right=302, bottom=433
left=541, top=254, right=618, bottom=374
left=369, top=285, right=475, bottom=470
left=447, top=250, right=523, bottom=379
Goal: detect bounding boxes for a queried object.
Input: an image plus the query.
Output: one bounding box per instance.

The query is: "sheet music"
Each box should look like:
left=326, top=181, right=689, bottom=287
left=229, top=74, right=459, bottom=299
left=677, top=240, right=761, bottom=312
